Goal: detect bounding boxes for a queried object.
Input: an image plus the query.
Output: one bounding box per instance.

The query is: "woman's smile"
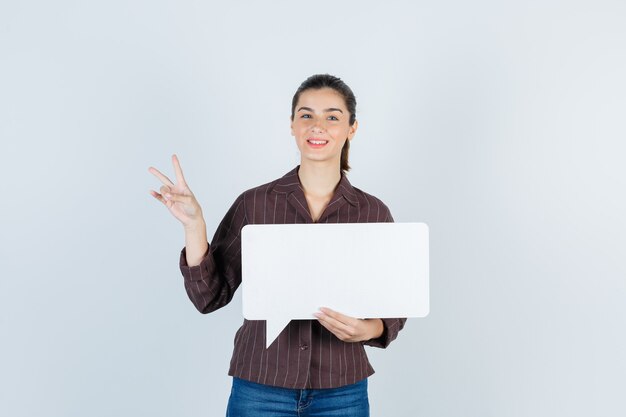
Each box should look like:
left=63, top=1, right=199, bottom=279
left=307, top=137, right=329, bottom=148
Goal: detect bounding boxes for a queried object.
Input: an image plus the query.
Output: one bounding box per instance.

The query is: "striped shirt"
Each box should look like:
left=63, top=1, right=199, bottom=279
left=179, top=165, right=407, bottom=389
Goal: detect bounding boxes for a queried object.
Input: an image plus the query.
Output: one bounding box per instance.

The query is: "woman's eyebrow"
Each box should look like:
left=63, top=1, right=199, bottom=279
left=297, top=106, right=344, bottom=113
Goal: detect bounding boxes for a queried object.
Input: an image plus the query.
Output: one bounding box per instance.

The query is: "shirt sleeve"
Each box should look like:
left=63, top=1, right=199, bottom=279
left=179, top=192, right=248, bottom=314
left=362, top=206, right=408, bottom=348
left=362, top=318, right=407, bottom=348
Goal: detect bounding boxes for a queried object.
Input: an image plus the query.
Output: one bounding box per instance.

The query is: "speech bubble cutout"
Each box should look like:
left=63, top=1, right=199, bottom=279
left=241, top=222, right=429, bottom=348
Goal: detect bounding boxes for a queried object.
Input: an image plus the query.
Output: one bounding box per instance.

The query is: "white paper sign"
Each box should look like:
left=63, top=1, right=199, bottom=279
left=241, top=222, right=429, bottom=348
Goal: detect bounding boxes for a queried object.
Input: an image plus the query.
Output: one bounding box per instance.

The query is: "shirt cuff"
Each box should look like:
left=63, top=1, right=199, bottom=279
left=362, top=318, right=406, bottom=348
left=179, top=244, right=215, bottom=282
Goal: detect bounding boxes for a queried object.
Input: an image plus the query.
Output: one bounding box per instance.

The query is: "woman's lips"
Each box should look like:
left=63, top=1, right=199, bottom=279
left=307, top=139, right=328, bottom=148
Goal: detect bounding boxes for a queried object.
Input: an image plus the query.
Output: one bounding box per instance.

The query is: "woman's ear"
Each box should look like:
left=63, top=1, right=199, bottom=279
left=347, top=119, right=358, bottom=141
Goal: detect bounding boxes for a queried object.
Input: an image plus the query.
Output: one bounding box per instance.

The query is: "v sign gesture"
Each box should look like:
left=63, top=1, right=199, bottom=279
left=149, top=154, right=208, bottom=266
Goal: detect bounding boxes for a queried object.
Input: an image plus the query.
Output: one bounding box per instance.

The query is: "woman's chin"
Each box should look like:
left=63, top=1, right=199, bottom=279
left=300, top=154, right=341, bottom=166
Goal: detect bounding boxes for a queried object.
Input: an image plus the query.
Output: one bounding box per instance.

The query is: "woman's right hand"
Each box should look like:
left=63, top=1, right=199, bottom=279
left=148, top=154, right=205, bottom=229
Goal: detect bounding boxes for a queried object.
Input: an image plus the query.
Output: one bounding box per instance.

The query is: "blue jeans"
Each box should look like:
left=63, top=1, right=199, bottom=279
left=225, top=377, right=369, bottom=417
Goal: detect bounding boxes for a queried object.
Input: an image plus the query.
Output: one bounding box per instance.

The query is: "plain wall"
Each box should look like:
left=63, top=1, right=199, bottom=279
left=1, top=1, right=625, bottom=416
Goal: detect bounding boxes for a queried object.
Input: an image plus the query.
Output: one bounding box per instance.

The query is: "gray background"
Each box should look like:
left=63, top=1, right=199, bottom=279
left=1, top=1, right=625, bottom=416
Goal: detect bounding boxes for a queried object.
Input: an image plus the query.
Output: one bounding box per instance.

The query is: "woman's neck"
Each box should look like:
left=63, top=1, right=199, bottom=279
left=297, top=161, right=341, bottom=199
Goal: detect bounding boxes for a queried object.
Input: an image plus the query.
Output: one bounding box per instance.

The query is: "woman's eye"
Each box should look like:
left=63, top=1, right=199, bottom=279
left=300, top=114, right=338, bottom=121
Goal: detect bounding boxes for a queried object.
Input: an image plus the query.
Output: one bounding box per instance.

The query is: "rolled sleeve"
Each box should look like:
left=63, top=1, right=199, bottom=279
left=362, top=318, right=407, bottom=348
left=179, top=244, right=215, bottom=282
left=177, top=192, right=248, bottom=314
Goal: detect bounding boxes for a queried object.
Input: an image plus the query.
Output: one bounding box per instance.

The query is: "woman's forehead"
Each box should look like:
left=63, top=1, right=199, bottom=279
left=296, top=88, right=346, bottom=111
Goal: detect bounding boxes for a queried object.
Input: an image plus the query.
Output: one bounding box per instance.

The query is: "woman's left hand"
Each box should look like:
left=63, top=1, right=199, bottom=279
left=313, top=307, right=384, bottom=343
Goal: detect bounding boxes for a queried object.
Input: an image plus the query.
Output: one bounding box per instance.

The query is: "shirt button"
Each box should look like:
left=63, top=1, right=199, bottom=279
left=300, top=344, right=309, bottom=351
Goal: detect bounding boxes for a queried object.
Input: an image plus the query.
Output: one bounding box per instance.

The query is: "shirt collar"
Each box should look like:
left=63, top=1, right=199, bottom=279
left=272, top=165, right=358, bottom=207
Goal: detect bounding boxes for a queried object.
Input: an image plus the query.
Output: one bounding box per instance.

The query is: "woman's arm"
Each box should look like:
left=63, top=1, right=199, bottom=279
left=178, top=193, right=247, bottom=314
left=362, top=317, right=407, bottom=348
left=183, top=219, right=208, bottom=267
left=149, top=154, right=246, bottom=314
left=313, top=308, right=384, bottom=342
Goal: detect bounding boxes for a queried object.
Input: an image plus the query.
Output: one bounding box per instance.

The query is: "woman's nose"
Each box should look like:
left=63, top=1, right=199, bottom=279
left=311, top=119, right=326, bottom=132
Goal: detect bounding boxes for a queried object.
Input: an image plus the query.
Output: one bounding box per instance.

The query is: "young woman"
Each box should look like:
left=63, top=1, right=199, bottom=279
left=149, top=74, right=407, bottom=417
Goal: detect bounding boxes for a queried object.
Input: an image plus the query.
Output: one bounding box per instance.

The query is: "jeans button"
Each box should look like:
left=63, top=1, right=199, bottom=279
left=300, top=344, right=309, bottom=351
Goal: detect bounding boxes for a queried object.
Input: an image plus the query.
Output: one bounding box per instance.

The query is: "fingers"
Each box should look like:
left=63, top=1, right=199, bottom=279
left=316, top=316, right=354, bottom=341
left=161, top=190, right=192, bottom=205
left=157, top=187, right=196, bottom=209
left=159, top=185, right=172, bottom=196
left=314, top=308, right=359, bottom=340
left=149, top=190, right=171, bottom=208
left=171, top=154, right=188, bottom=187
left=148, top=166, right=175, bottom=188
left=149, top=188, right=189, bottom=208
left=148, top=154, right=190, bottom=190
left=318, top=307, right=359, bottom=327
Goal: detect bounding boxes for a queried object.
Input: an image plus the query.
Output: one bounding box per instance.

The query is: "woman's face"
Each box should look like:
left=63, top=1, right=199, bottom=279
left=290, top=87, right=358, bottom=168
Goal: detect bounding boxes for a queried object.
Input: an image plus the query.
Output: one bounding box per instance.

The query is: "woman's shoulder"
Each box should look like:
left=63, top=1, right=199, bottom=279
left=350, top=184, right=388, bottom=204
left=232, top=168, right=297, bottom=203
left=348, top=184, right=394, bottom=222
left=238, top=177, right=284, bottom=199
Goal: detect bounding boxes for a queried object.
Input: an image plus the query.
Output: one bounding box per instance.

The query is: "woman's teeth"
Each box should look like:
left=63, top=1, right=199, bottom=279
left=308, top=140, right=328, bottom=145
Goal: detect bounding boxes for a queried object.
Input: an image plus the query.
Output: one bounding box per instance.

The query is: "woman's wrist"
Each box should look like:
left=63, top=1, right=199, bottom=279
left=184, top=216, right=206, bottom=233
left=366, top=319, right=384, bottom=340
left=184, top=219, right=208, bottom=267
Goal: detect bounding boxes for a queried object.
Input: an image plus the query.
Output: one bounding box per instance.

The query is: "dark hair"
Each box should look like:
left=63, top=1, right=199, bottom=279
left=290, top=74, right=357, bottom=174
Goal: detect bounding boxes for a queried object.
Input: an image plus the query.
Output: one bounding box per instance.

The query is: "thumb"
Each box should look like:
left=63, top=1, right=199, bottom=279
left=159, top=185, right=172, bottom=195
